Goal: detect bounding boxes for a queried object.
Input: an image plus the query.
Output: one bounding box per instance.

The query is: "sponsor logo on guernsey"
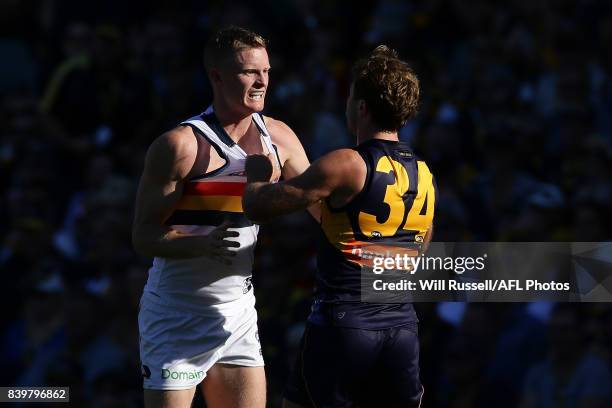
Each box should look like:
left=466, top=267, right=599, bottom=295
left=162, top=368, right=205, bottom=381
left=396, top=150, right=413, bottom=158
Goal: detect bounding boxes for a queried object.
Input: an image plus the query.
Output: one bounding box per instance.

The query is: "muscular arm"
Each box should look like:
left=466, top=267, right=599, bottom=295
left=242, top=149, right=365, bottom=223
left=263, top=116, right=321, bottom=220
left=132, top=127, right=238, bottom=261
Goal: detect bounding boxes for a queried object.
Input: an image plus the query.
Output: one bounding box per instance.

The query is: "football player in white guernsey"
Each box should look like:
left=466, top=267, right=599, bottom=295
left=132, top=26, right=311, bottom=408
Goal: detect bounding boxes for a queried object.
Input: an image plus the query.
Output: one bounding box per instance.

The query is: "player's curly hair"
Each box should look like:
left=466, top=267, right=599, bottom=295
left=204, top=26, right=268, bottom=72
left=352, top=45, right=420, bottom=131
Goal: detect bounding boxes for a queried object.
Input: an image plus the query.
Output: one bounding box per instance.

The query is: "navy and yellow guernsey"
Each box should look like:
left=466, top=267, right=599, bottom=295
left=309, top=139, right=436, bottom=329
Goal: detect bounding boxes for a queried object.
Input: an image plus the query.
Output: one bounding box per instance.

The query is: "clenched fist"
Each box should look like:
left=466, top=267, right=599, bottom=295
left=245, top=153, right=280, bottom=183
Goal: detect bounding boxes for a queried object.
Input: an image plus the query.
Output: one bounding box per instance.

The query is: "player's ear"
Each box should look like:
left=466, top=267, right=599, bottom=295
left=209, top=68, right=222, bottom=86
left=357, top=99, right=368, bottom=117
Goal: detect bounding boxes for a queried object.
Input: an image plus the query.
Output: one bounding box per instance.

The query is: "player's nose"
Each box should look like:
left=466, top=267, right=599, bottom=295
left=253, top=71, right=268, bottom=87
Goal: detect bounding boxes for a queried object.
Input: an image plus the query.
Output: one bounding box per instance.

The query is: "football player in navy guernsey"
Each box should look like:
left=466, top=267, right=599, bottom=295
left=243, top=46, right=435, bottom=407
left=133, top=26, right=310, bottom=408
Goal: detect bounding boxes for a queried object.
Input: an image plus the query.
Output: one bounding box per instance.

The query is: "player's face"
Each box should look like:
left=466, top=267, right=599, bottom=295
left=219, top=47, right=270, bottom=114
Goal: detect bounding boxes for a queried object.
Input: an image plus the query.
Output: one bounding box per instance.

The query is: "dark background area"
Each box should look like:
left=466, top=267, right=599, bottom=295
left=1, top=0, right=612, bottom=406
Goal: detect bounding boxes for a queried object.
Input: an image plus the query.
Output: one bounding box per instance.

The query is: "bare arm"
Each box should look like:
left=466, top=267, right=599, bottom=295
left=242, top=149, right=365, bottom=223
left=132, top=127, right=238, bottom=262
left=264, top=116, right=321, bottom=221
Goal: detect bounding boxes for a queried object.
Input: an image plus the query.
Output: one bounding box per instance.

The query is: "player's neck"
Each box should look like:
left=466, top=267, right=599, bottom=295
left=371, top=131, right=399, bottom=142
left=357, top=124, right=399, bottom=144
left=213, top=103, right=254, bottom=143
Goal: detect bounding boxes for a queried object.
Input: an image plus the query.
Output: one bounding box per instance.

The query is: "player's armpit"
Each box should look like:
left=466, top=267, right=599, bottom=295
left=242, top=149, right=364, bottom=223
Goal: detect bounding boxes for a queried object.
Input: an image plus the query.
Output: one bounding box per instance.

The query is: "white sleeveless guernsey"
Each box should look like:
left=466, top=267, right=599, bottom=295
left=142, top=106, right=280, bottom=316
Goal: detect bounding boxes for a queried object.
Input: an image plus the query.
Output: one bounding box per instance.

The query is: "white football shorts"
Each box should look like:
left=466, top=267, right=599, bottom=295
left=138, top=292, right=264, bottom=390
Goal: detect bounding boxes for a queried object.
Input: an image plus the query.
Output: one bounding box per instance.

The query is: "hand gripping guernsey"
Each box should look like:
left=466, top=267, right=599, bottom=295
left=139, top=106, right=279, bottom=390
left=285, top=139, right=435, bottom=407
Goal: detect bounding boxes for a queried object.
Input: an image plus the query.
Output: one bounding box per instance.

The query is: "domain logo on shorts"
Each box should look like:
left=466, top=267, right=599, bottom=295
left=161, top=369, right=204, bottom=381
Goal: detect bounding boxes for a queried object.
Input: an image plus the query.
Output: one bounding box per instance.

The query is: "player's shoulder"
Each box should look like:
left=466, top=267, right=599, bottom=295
left=145, top=126, right=201, bottom=178
left=261, top=115, right=294, bottom=133
left=261, top=115, right=299, bottom=145
left=318, top=148, right=364, bottom=174
left=323, top=148, right=360, bottom=161
left=150, top=125, right=202, bottom=159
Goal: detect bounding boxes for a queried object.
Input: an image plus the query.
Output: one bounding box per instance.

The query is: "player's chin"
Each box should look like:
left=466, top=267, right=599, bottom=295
left=244, top=97, right=265, bottom=112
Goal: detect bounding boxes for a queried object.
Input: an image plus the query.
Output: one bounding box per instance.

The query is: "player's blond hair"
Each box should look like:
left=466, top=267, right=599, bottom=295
left=204, top=26, right=268, bottom=72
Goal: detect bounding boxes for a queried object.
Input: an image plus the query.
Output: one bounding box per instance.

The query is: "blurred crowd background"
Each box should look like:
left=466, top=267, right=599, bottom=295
left=2, top=0, right=612, bottom=406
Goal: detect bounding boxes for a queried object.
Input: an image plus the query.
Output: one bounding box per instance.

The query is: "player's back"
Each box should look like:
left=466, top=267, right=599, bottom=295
left=310, top=138, right=436, bottom=329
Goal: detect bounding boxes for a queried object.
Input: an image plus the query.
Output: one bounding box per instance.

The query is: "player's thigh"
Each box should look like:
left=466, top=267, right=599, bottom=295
left=144, top=387, right=197, bottom=408
left=284, top=324, right=382, bottom=407
left=201, top=363, right=266, bottom=408
left=372, top=325, right=423, bottom=407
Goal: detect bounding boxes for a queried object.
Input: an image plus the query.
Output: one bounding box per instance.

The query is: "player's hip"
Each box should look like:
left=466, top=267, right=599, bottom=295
left=143, top=271, right=257, bottom=316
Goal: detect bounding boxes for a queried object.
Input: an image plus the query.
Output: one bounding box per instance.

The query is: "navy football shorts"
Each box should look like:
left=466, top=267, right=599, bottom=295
left=284, top=322, right=424, bottom=407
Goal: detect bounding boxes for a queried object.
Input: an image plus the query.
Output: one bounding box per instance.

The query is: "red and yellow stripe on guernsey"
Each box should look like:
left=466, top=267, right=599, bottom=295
left=165, top=176, right=250, bottom=226
left=340, top=240, right=419, bottom=270
left=175, top=179, right=246, bottom=213
left=321, top=202, right=418, bottom=270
